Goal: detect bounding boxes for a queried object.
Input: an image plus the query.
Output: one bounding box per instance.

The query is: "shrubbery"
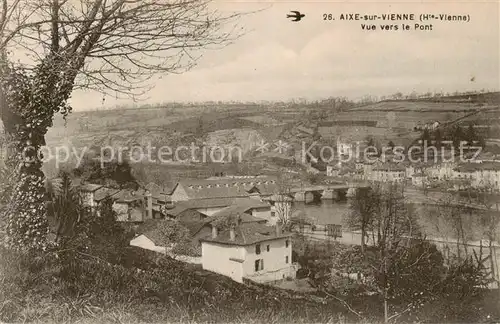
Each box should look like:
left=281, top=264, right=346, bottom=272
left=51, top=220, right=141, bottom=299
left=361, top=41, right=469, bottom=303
left=292, top=235, right=500, bottom=323
left=0, top=197, right=351, bottom=323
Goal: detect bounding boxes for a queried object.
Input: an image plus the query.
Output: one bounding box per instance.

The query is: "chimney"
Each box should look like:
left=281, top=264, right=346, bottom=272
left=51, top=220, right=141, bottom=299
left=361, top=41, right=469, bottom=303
left=145, top=192, right=153, bottom=220
left=212, top=226, right=218, bottom=238
left=229, top=225, right=235, bottom=241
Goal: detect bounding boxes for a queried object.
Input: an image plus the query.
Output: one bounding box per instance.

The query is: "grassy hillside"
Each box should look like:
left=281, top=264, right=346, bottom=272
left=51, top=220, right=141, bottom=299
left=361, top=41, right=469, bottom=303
left=315, top=93, right=500, bottom=146
left=0, top=244, right=358, bottom=323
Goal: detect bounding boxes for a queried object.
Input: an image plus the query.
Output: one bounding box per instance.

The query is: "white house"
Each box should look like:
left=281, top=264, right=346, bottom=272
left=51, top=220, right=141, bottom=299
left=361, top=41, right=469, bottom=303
left=370, top=163, right=406, bottom=183
left=337, top=140, right=353, bottom=156
left=453, top=162, right=500, bottom=191
left=326, top=162, right=341, bottom=177
left=200, top=223, right=297, bottom=283
left=411, top=172, right=427, bottom=187
left=404, top=163, right=415, bottom=180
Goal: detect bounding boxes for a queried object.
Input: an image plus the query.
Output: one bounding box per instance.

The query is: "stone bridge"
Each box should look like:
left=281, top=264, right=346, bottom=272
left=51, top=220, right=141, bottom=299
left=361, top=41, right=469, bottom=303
left=289, top=182, right=370, bottom=202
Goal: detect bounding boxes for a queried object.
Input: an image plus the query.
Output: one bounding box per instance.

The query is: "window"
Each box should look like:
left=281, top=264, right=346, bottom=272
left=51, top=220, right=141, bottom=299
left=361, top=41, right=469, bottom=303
left=271, top=211, right=276, bottom=217
left=256, top=244, right=261, bottom=255
left=266, top=245, right=270, bottom=252
left=285, top=256, right=289, bottom=264
left=254, top=259, right=264, bottom=272
left=285, top=240, right=289, bottom=248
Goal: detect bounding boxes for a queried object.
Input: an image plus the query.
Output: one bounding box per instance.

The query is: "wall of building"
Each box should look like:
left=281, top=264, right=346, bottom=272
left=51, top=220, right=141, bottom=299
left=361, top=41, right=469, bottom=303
left=113, top=202, right=129, bottom=221
left=129, top=206, right=144, bottom=222
left=326, top=166, right=339, bottom=177
left=171, top=185, right=189, bottom=202
left=453, top=169, right=500, bottom=191
left=246, top=264, right=298, bottom=283
left=81, top=192, right=96, bottom=207
left=251, top=207, right=272, bottom=222
left=201, top=242, right=246, bottom=282
left=242, top=237, right=292, bottom=280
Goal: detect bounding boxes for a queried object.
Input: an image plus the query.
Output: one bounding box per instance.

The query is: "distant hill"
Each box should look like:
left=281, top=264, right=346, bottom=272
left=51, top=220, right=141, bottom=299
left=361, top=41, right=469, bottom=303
left=314, top=92, right=500, bottom=147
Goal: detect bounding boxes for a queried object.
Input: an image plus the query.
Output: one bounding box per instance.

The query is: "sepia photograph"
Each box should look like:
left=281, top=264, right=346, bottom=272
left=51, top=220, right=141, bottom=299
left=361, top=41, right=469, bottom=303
left=0, top=0, right=499, bottom=323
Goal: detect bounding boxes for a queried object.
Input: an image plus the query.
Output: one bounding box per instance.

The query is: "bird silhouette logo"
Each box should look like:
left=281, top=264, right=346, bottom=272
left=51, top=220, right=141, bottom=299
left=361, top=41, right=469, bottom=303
left=287, top=11, right=305, bottom=22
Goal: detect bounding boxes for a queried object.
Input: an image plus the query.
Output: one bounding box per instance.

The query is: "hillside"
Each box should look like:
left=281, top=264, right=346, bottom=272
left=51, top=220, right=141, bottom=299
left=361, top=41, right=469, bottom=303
left=316, top=93, right=500, bottom=146
left=37, top=91, right=500, bottom=182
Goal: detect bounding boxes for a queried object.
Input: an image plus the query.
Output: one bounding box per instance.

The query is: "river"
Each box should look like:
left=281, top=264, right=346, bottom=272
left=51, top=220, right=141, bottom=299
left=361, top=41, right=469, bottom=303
left=293, top=200, right=349, bottom=226
left=294, top=198, right=497, bottom=241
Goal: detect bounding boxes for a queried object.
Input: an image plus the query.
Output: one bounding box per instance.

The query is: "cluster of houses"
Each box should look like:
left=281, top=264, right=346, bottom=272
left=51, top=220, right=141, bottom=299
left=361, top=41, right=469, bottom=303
left=326, top=150, right=500, bottom=191
left=77, top=175, right=297, bottom=283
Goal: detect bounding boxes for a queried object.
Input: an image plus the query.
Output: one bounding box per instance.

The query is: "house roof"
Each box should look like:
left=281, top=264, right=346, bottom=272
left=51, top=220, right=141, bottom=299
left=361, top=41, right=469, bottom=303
left=297, top=126, right=315, bottom=135
left=200, top=222, right=292, bottom=246
left=454, top=162, right=500, bottom=173
left=179, top=207, right=267, bottom=238
left=180, top=220, right=211, bottom=237
left=165, top=198, right=237, bottom=217
left=185, top=197, right=238, bottom=209
left=144, top=182, right=172, bottom=199
left=173, top=177, right=279, bottom=200
left=114, top=189, right=144, bottom=203
left=339, top=166, right=356, bottom=175
left=135, top=219, right=165, bottom=244
left=373, top=163, right=406, bottom=172
left=262, top=194, right=293, bottom=202
left=327, top=163, right=340, bottom=169
left=210, top=200, right=270, bottom=220
left=79, top=183, right=103, bottom=192
left=93, top=187, right=121, bottom=201
left=167, top=197, right=270, bottom=217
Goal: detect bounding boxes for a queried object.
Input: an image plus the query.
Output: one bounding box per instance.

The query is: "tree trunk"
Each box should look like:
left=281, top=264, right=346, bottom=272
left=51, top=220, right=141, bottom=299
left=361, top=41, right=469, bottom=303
left=0, top=85, right=51, bottom=250
left=361, top=221, right=366, bottom=254
left=384, top=296, right=389, bottom=324
left=383, top=256, right=389, bottom=323
left=4, top=160, right=50, bottom=249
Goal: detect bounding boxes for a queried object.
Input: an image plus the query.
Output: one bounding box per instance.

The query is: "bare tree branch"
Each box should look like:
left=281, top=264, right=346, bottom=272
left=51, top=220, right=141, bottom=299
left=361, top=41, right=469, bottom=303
left=1, top=0, right=248, bottom=99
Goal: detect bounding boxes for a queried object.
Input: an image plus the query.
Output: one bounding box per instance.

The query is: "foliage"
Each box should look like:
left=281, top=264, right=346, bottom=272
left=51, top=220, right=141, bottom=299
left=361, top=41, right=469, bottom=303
left=0, top=0, right=243, bottom=251
left=348, top=187, right=379, bottom=252
left=421, top=128, right=431, bottom=143
left=156, top=220, right=190, bottom=244
left=307, top=172, right=325, bottom=185
left=155, top=220, right=200, bottom=257
left=45, top=171, right=83, bottom=242
left=293, top=236, right=371, bottom=295
left=293, top=235, right=497, bottom=323
left=0, top=59, right=76, bottom=250
left=73, top=155, right=138, bottom=189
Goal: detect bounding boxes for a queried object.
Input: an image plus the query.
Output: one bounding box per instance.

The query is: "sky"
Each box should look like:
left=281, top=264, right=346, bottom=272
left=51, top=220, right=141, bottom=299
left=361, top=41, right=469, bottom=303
left=69, top=0, right=500, bottom=111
